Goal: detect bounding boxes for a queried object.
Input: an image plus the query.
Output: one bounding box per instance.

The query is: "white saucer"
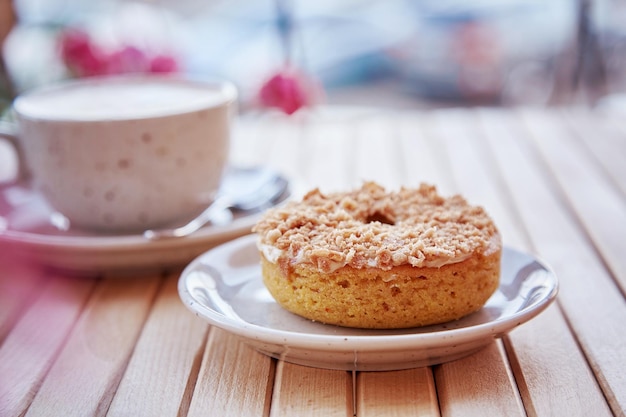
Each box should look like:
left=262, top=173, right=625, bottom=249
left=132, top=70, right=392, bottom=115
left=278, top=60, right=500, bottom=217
left=0, top=172, right=292, bottom=276
left=179, top=234, right=558, bottom=371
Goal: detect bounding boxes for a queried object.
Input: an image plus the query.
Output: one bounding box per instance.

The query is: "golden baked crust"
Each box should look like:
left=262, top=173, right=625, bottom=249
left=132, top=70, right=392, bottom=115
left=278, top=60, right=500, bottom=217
left=260, top=250, right=501, bottom=328
left=252, top=182, right=502, bottom=329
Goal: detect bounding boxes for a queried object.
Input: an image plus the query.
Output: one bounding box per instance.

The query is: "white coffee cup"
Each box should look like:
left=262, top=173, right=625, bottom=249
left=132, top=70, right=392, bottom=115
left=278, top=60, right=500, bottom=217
left=0, top=75, right=237, bottom=232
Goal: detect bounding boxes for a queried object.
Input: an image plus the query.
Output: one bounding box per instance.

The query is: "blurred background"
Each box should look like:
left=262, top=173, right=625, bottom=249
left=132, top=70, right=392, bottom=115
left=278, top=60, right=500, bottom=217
left=1, top=0, right=626, bottom=115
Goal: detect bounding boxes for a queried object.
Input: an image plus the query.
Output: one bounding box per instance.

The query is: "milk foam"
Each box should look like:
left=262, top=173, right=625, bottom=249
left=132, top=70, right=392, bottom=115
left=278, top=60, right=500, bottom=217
left=16, top=78, right=233, bottom=121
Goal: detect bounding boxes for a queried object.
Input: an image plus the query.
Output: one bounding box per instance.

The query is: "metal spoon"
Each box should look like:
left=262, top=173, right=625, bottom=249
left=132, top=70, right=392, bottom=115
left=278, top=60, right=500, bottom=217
left=143, top=167, right=288, bottom=240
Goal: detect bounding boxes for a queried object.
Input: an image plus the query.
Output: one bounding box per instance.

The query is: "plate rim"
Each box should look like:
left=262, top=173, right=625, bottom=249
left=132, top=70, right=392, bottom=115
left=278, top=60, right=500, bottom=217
left=0, top=173, right=293, bottom=250
left=0, top=212, right=260, bottom=249
left=178, top=234, right=559, bottom=352
left=0, top=174, right=294, bottom=275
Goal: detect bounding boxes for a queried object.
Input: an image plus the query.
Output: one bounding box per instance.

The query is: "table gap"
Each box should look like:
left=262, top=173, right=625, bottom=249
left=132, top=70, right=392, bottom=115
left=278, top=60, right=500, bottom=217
left=500, top=335, right=536, bottom=417
left=171, top=316, right=213, bottom=417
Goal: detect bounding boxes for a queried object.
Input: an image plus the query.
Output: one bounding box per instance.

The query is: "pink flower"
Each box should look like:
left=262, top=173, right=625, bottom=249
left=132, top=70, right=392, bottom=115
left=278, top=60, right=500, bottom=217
left=105, top=46, right=150, bottom=74
left=259, top=69, right=320, bottom=115
left=59, top=29, right=106, bottom=77
left=59, top=28, right=180, bottom=78
left=149, top=54, right=179, bottom=73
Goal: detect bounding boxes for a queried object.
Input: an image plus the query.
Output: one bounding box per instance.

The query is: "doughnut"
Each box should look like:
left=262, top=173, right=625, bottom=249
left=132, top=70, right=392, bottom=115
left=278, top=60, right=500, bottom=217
left=252, top=182, right=502, bottom=329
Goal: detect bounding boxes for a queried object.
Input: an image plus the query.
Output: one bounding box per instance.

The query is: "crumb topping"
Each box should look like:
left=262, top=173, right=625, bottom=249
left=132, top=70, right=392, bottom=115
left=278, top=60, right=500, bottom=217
left=252, top=182, right=501, bottom=273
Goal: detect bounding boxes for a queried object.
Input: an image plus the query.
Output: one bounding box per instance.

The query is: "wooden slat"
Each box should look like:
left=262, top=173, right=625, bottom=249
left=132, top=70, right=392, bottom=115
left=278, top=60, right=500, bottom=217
left=396, top=111, right=455, bottom=194
left=270, top=362, right=352, bottom=417
left=604, top=109, right=626, bottom=128
left=563, top=110, right=626, bottom=197
left=288, top=117, right=357, bottom=192
left=323, top=120, right=360, bottom=190
left=264, top=116, right=312, bottom=188
left=353, top=111, right=406, bottom=189
left=478, top=108, right=626, bottom=416
left=428, top=108, right=528, bottom=250
left=597, top=112, right=626, bottom=158
left=520, top=109, right=626, bottom=295
left=186, top=328, right=274, bottom=417
left=424, top=108, right=616, bottom=416
left=23, top=275, right=161, bottom=416
left=474, top=108, right=615, bottom=417
left=106, top=273, right=210, bottom=417
left=434, top=342, right=525, bottom=417
left=0, top=274, right=95, bottom=417
left=356, top=368, right=439, bottom=417
left=0, top=258, right=44, bottom=343
left=503, top=305, right=613, bottom=417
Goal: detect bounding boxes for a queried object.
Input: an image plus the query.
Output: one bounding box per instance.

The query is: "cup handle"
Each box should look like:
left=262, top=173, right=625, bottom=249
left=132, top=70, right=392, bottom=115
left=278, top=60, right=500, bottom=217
left=0, top=120, right=29, bottom=183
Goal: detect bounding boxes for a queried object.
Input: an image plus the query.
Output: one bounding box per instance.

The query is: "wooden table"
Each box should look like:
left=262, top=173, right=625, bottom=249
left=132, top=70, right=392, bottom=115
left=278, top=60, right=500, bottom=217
left=1, top=107, right=625, bottom=416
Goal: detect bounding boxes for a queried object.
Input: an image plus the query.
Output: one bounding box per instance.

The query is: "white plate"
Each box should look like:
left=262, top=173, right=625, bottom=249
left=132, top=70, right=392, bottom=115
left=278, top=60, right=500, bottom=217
left=0, top=170, right=292, bottom=276
left=179, top=234, right=558, bottom=371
